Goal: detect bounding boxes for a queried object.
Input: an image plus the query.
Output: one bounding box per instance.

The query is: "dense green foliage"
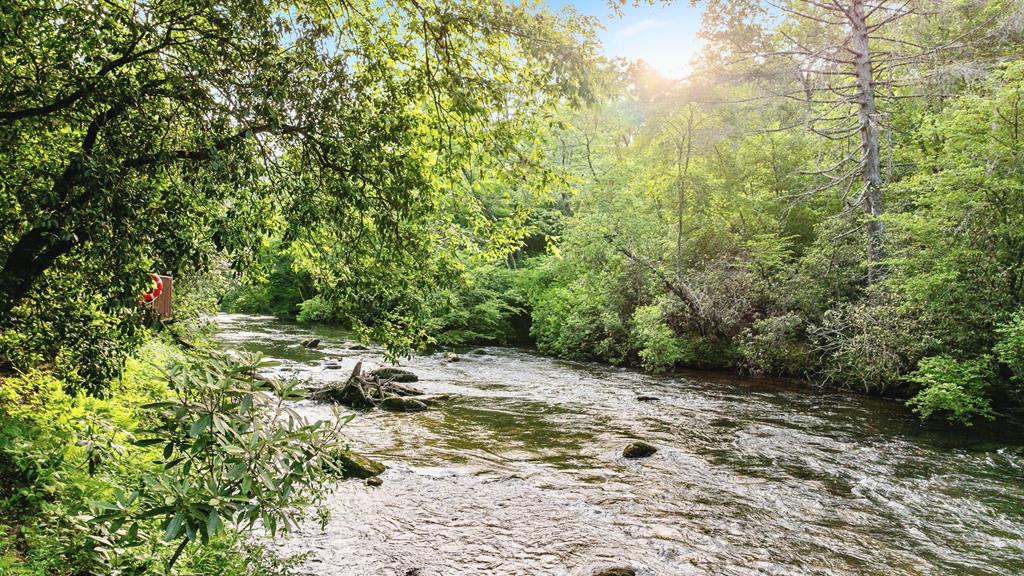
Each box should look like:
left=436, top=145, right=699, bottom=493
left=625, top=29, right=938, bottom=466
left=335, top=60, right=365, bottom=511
left=1, top=339, right=343, bottom=575
left=4, top=0, right=1024, bottom=572
left=391, top=7, right=1024, bottom=428
left=1, top=0, right=595, bottom=572
left=1, top=0, right=597, bottom=394
left=232, top=53, right=1024, bottom=426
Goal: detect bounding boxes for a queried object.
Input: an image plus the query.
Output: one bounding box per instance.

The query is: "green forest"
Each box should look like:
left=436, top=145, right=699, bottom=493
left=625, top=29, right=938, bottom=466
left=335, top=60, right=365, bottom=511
left=3, top=0, right=1024, bottom=574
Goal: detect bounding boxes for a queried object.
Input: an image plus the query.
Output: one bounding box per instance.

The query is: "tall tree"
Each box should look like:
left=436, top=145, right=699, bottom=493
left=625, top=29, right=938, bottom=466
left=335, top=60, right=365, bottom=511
left=0, top=0, right=596, bottom=342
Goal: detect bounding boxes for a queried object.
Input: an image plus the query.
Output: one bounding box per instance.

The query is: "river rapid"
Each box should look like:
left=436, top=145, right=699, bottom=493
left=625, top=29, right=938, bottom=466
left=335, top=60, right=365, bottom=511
left=213, top=314, right=1024, bottom=576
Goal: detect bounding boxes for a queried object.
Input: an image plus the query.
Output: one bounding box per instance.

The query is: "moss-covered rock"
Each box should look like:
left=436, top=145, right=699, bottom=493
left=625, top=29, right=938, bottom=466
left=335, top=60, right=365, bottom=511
left=370, top=367, right=419, bottom=382
left=592, top=568, right=636, bottom=576
left=338, top=451, right=385, bottom=479
left=380, top=396, right=428, bottom=412
left=622, top=441, right=657, bottom=459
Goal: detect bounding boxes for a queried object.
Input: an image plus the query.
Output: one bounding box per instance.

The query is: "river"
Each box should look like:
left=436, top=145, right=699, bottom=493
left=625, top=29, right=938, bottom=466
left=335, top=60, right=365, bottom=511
left=213, top=313, right=1024, bottom=576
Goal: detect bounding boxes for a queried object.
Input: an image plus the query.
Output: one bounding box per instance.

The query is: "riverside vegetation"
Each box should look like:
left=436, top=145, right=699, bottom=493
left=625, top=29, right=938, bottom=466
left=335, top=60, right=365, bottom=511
left=3, top=0, right=1024, bottom=573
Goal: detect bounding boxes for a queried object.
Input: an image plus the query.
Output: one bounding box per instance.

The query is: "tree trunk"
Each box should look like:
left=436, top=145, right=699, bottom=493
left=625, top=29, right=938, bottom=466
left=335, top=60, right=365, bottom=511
left=675, top=105, right=694, bottom=275
left=849, top=0, right=886, bottom=283
left=0, top=228, right=75, bottom=318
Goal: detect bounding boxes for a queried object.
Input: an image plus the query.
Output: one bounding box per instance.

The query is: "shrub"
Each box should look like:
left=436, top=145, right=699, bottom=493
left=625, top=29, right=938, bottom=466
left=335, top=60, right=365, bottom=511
left=811, top=291, right=937, bottom=393
left=994, top=309, right=1024, bottom=382
left=738, top=313, right=811, bottom=376
left=296, top=295, right=336, bottom=323
left=630, top=305, right=685, bottom=372
left=0, top=284, right=145, bottom=397
left=0, top=342, right=347, bottom=575
left=426, top=264, right=526, bottom=347
left=905, top=355, right=995, bottom=426
left=530, top=281, right=629, bottom=363
left=86, top=351, right=348, bottom=572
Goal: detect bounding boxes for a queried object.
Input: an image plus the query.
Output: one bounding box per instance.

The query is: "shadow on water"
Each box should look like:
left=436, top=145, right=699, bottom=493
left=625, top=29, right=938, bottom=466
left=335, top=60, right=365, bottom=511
left=213, top=314, right=1024, bottom=576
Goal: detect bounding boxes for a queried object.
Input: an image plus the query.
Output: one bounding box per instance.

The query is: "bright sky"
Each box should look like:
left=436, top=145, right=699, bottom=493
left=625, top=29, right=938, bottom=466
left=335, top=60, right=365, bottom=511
left=555, top=0, right=705, bottom=79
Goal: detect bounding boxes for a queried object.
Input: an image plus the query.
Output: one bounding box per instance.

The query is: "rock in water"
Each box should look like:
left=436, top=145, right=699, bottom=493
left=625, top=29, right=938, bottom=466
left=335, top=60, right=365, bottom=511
left=415, top=394, right=452, bottom=406
left=322, top=361, right=343, bottom=370
left=592, top=568, right=636, bottom=576
left=636, top=395, right=660, bottom=402
left=388, top=381, right=426, bottom=396
left=365, top=476, right=383, bottom=487
left=337, top=451, right=385, bottom=479
left=443, top=352, right=460, bottom=362
left=302, top=338, right=320, bottom=348
left=380, top=396, right=428, bottom=412
left=623, top=441, right=657, bottom=459
left=347, top=343, right=369, bottom=350
left=369, top=366, right=419, bottom=382
left=312, top=362, right=440, bottom=411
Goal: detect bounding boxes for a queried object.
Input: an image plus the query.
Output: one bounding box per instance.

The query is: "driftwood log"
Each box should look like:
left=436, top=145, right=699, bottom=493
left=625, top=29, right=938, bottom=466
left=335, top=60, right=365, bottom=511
left=311, top=361, right=446, bottom=412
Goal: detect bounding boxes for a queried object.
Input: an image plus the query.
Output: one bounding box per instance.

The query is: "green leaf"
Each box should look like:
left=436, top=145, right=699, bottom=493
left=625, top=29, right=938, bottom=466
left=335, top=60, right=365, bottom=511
left=164, top=512, right=184, bottom=541
left=207, top=509, right=221, bottom=536
left=138, top=505, right=175, bottom=519
left=133, top=438, right=164, bottom=447
left=190, top=414, right=212, bottom=437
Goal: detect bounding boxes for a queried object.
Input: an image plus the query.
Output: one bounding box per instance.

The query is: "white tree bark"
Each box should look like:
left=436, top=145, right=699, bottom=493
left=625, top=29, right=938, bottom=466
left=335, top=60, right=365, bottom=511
left=848, top=0, right=886, bottom=282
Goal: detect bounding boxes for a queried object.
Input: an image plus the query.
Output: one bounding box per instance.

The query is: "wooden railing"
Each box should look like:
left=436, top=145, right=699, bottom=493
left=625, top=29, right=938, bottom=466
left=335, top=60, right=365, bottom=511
left=152, top=275, right=173, bottom=319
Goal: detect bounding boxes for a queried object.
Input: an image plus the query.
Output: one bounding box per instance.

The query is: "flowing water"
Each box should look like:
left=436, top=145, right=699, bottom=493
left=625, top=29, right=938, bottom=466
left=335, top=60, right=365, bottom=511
left=213, top=314, right=1024, bottom=576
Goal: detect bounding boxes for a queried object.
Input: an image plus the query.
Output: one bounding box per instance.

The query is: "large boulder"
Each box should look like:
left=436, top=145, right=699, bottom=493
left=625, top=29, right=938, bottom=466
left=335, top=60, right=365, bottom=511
left=370, top=367, right=419, bottom=382
left=623, top=441, right=657, bottom=459
left=415, top=394, right=453, bottom=406
left=380, top=396, right=428, bottom=412
left=388, top=381, right=426, bottom=397
left=337, top=451, right=385, bottom=479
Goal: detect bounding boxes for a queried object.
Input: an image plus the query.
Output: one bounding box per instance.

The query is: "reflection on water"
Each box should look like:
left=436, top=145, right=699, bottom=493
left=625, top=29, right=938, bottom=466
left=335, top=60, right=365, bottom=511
left=213, top=314, right=1024, bottom=576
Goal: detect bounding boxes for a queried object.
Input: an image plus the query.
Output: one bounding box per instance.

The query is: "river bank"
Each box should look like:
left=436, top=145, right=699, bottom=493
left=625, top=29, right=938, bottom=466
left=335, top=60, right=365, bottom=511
left=212, top=313, right=1024, bottom=576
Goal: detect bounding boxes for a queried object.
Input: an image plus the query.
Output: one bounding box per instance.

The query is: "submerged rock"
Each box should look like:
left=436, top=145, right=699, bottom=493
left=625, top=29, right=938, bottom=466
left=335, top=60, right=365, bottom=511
left=636, top=395, right=660, bottom=402
left=415, top=394, right=453, bottom=406
left=468, top=348, right=488, bottom=356
left=370, top=367, right=419, bottom=382
left=337, top=451, right=385, bottom=479
left=322, top=361, right=343, bottom=370
left=623, top=441, right=657, bottom=459
left=708, top=417, right=738, bottom=428
left=389, top=381, right=426, bottom=397
left=301, top=338, right=321, bottom=348
left=380, top=396, right=428, bottom=412
left=346, top=342, right=369, bottom=351
left=592, top=568, right=636, bottom=576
